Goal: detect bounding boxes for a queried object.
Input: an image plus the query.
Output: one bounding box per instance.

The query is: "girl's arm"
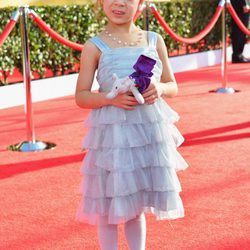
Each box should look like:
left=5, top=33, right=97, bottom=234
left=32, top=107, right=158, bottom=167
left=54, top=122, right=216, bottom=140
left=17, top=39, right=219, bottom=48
left=143, top=33, right=178, bottom=104
left=75, top=41, right=138, bottom=110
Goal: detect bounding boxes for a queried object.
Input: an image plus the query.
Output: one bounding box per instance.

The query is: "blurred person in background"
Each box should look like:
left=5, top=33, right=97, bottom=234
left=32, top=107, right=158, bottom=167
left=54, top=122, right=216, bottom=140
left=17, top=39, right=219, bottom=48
left=231, top=0, right=250, bottom=63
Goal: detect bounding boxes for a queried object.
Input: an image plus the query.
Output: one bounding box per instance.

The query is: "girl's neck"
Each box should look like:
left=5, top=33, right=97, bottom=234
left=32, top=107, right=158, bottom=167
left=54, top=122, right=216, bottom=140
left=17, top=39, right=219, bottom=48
left=106, top=23, right=138, bottom=34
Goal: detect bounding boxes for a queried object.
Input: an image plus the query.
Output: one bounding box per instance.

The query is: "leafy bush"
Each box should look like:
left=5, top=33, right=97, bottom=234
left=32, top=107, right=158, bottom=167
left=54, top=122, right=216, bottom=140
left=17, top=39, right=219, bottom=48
left=0, top=0, right=225, bottom=84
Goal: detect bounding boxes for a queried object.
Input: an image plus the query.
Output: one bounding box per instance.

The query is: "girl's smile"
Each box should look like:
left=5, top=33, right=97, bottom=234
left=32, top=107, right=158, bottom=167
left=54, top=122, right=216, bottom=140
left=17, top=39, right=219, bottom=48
left=112, top=9, right=126, bottom=16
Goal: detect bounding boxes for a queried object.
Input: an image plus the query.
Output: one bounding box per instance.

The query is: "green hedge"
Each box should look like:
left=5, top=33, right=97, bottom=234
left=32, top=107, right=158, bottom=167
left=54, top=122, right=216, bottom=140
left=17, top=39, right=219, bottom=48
left=0, top=0, right=222, bottom=85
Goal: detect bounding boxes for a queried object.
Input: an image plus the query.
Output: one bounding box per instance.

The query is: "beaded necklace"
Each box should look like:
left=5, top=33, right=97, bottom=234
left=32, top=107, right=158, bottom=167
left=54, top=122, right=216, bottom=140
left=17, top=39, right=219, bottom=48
left=103, top=28, right=143, bottom=47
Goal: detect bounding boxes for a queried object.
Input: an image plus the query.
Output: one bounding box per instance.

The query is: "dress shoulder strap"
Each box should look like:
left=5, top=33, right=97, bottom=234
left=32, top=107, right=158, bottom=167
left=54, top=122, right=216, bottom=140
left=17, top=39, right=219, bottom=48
left=148, top=31, right=158, bottom=49
left=89, top=36, right=110, bottom=52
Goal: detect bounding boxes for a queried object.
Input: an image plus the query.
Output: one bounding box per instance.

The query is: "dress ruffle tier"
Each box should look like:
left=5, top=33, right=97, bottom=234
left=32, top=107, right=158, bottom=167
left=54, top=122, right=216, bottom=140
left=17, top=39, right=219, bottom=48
left=76, top=99, right=188, bottom=225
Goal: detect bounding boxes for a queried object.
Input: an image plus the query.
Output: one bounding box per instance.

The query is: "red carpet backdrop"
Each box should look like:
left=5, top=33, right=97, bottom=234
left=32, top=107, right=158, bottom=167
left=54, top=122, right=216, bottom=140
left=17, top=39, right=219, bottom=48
left=0, top=63, right=250, bottom=249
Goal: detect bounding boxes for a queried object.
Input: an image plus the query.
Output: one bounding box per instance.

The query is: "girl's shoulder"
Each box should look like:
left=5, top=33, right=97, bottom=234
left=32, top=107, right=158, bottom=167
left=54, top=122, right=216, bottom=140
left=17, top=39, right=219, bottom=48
left=87, top=34, right=111, bottom=53
left=149, top=31, right=164, bottom=43
left=83, top=40, right=101, bottom=55
left=146, top=30, right=161, bottom=38
left=79, top=39, right=101, bottom=64
left=144, top=31, right=165, bottom=50
left=146, top=31, right=166, bottom=51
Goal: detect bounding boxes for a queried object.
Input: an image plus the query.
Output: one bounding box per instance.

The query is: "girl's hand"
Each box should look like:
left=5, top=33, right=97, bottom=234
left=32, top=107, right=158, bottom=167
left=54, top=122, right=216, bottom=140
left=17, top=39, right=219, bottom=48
left=142, top=82, right=163, bottom=105
left=109, top=92, right=138, bottom=110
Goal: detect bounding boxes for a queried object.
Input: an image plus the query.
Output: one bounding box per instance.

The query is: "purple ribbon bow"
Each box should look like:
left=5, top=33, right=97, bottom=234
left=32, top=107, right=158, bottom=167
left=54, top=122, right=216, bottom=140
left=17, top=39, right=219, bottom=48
left=129, top=55, right=156, bottom=93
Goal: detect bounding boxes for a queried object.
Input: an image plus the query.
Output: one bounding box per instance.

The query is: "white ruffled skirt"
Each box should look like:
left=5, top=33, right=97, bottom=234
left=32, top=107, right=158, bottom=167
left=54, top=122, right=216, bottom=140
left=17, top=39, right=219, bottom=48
left=76, top=98, right=188, bottom=225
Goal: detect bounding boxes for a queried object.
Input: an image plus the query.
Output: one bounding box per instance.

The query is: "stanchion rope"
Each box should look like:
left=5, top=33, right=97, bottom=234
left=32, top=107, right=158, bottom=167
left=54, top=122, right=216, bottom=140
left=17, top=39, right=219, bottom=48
left=28, top=9, right=84, bottom=51
left=227, top=1, right=250, bottom=36
left=0, top=10, right=20, bottom=47
left=150, top=2, right=224, bottom=44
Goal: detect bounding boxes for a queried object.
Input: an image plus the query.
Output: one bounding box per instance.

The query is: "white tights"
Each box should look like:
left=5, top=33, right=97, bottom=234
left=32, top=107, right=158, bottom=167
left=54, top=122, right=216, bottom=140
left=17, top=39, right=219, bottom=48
left=98, top=214, right=146, bottom=250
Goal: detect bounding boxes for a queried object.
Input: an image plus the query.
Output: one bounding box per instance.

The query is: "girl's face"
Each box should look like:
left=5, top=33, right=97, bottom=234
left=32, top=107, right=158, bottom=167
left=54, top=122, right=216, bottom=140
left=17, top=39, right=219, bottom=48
left=102, top=0, right=141, bottom=26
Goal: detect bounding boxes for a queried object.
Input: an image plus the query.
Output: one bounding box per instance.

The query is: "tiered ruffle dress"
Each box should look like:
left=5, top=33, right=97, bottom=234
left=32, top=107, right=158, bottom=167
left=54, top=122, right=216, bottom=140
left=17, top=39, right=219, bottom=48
left=76, top=31, right=188, bottom=225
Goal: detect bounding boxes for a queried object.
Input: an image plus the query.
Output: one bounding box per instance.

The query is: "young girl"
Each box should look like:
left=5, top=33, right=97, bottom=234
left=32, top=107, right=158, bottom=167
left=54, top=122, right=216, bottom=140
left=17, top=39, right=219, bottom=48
left=75, top=0, right=188, bottom=249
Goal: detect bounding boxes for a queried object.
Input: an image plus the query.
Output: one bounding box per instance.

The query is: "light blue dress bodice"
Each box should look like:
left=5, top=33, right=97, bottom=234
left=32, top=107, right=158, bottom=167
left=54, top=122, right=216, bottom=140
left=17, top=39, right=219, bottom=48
left=90, top=31, right=163, bottom=93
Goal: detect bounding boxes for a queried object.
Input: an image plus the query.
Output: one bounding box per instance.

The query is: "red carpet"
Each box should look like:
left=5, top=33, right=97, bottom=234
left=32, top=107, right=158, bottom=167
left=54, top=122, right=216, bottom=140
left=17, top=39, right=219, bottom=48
left=0, top=63, right=250, bottom=250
